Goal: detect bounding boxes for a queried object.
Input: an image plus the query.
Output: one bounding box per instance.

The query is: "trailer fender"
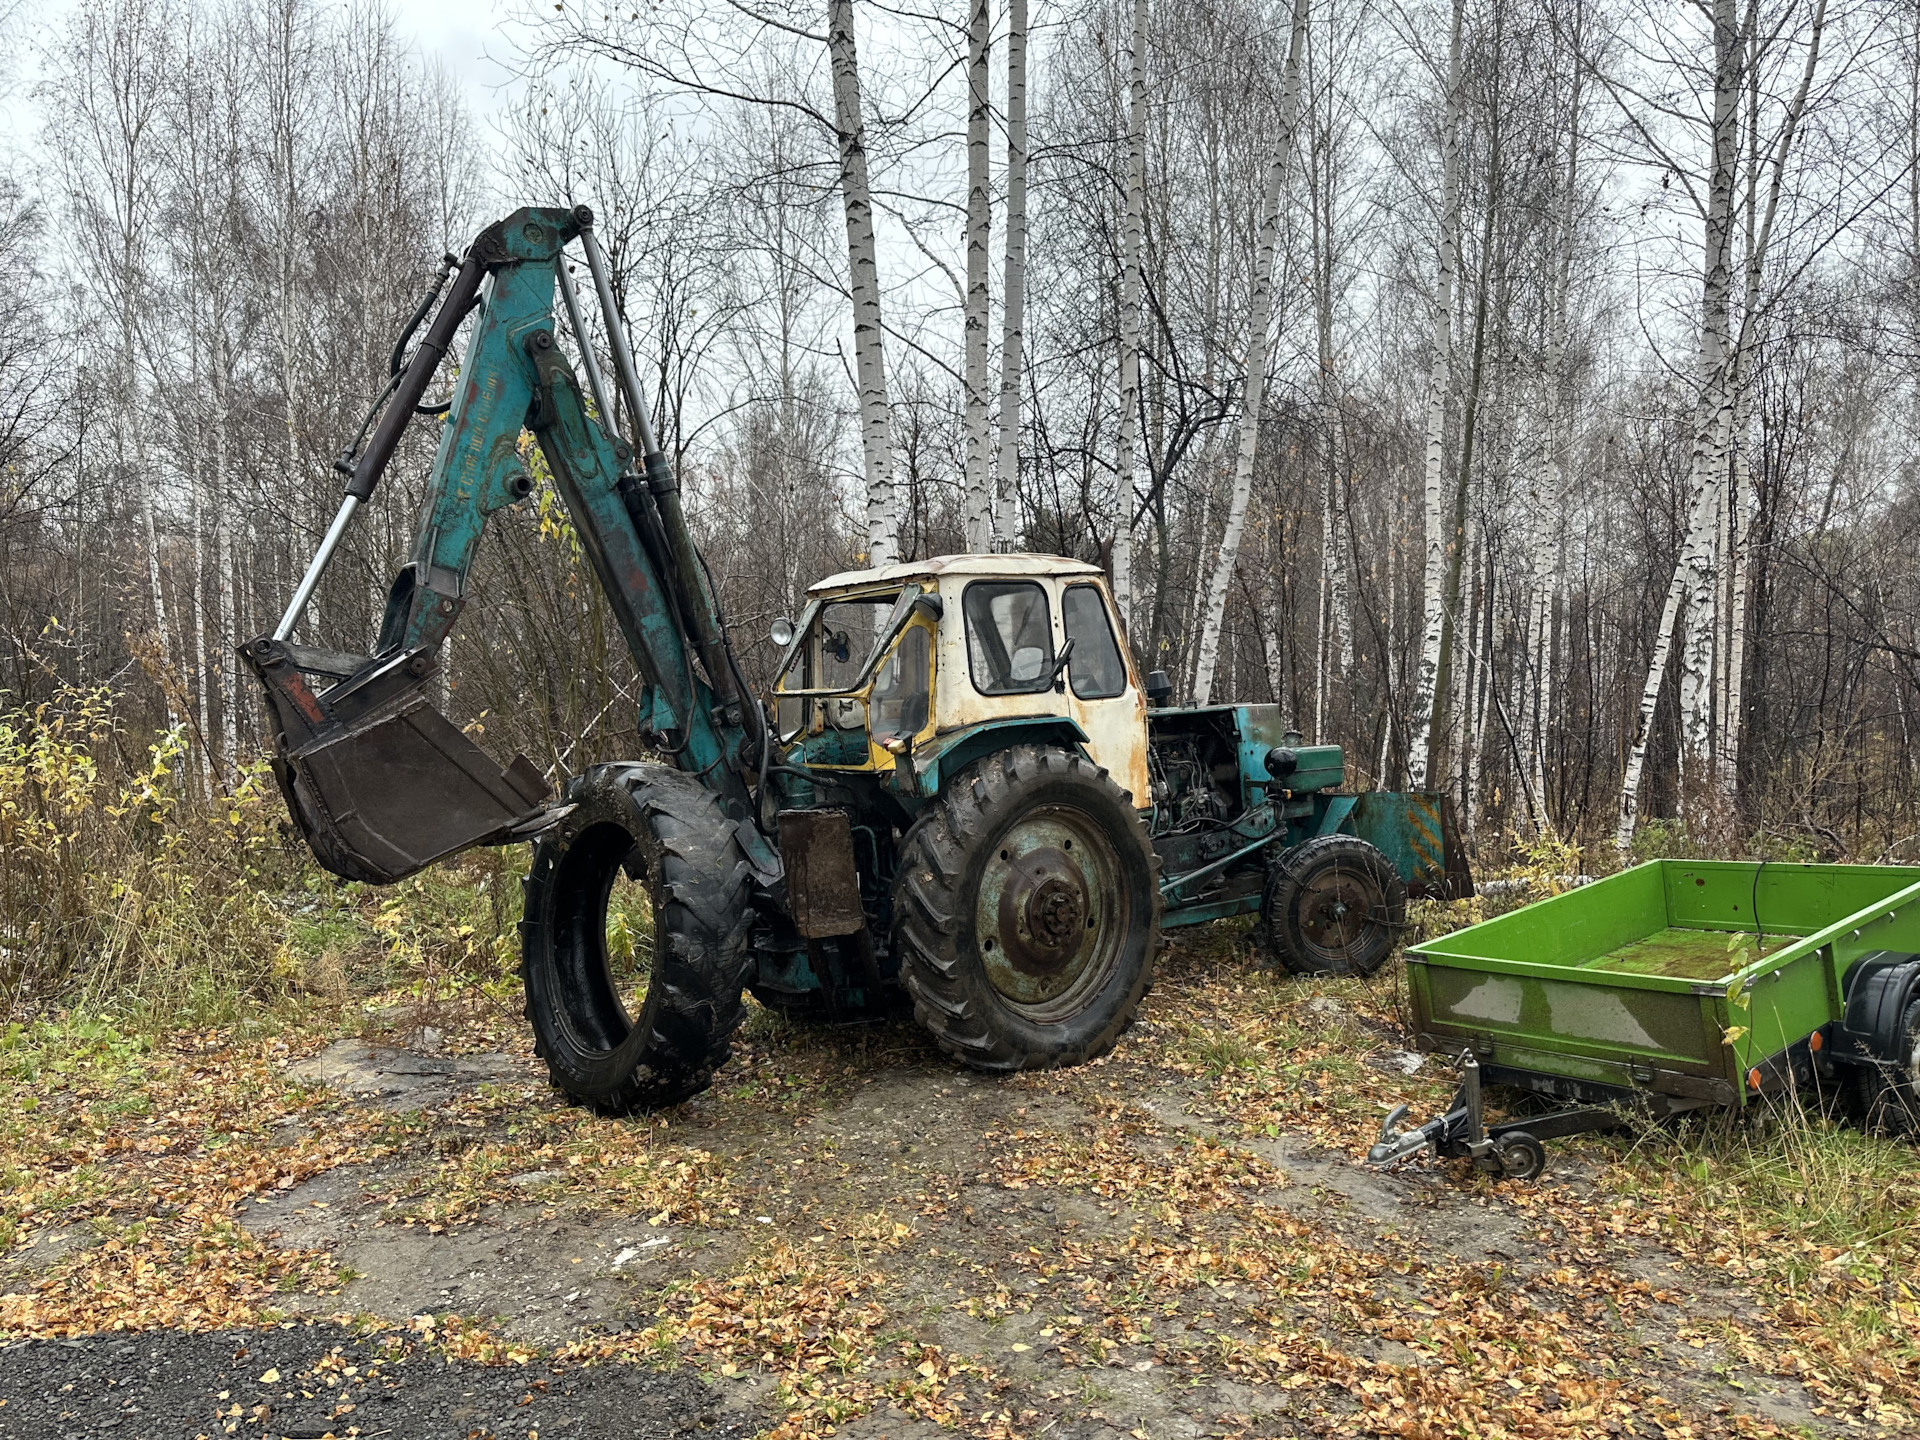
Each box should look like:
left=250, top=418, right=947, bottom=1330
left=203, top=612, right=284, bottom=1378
left=1838, top=952, right=1920, bottom=1065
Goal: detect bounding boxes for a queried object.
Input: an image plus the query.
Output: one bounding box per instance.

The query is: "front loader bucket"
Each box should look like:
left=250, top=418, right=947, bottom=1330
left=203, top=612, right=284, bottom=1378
left=242, top=638, right=549, bottom=885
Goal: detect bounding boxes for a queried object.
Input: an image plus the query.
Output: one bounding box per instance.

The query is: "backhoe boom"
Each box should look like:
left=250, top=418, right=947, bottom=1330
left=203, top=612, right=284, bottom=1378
left=243, top=205, right=771, bottom=884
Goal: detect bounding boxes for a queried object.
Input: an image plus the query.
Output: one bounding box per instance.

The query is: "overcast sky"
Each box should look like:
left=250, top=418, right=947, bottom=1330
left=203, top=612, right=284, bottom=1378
left=6, top=0, right=523, bottom=159
left=398, top=0, right=516, bottom=114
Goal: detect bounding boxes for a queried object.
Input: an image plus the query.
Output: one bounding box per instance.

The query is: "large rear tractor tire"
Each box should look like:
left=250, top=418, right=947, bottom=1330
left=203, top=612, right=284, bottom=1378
left=1258, top=834, right=1407, bottom=977
left=520, top=763, right=753, bottom=1112
left=892, top=744, right=1160, bottom=1072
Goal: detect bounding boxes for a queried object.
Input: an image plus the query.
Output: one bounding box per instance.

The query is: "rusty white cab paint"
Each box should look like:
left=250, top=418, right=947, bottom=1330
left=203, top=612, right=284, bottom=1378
left=780, top=553, right=1150, bottom=807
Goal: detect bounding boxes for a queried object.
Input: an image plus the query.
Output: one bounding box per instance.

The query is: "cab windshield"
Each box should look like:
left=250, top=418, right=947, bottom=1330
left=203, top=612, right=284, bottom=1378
left=774, top=589, right=921, bottom=742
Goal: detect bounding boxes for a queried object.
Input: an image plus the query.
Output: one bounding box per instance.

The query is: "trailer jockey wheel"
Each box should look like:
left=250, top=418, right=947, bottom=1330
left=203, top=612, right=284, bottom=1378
left=1259, top=835, right=1407, bottom=977
left=1493, top=1131, right=1547, bottom=1182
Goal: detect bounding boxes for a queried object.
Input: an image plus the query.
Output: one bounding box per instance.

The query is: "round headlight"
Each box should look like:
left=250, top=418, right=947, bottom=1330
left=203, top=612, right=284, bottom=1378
left=770, top=616, right=796, bottom=648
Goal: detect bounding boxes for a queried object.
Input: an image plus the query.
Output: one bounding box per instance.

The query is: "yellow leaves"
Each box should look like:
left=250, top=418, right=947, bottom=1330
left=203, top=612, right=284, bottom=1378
left=257, top=1368, right=280, bottom=1384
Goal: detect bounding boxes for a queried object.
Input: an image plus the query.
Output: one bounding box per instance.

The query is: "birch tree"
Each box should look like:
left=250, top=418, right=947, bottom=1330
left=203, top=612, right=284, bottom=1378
left=1616, top=0, right=1828, bottom=846
left=1111, top=0, right=1150, bottom=623
left=961, top=0, right=994, bottom=549
left=994, top=0, right=1028, bottom=551
left=1407, top=0, right=1468, bottom=786
left=1189, top=0, right=1311, bottom=705
left=50, top=0, right=179, bottom=709
left=1524, top=27, right=1582, bottom=831
left=827, top=0, right=899, bottom=565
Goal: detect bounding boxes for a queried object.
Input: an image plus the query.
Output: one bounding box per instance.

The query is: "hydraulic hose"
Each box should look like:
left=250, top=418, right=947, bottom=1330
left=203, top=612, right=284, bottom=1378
left=345, top=250, right=487, bottom=504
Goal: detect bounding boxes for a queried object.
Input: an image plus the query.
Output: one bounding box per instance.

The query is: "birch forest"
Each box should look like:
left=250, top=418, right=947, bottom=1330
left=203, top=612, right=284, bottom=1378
left=4, top=0, right=1918, bottom=860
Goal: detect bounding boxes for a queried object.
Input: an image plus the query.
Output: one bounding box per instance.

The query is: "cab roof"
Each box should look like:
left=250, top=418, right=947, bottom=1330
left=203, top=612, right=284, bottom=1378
left=807, top=552, right=1105, bottom=596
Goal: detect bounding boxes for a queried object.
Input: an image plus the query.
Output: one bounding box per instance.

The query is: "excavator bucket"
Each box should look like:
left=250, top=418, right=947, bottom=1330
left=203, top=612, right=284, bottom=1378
left=242, top=638, right=549, bottom=885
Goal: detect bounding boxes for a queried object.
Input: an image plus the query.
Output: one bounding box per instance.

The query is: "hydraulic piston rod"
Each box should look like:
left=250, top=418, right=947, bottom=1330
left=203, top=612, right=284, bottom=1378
left=274, top=495, right=360, bottom=641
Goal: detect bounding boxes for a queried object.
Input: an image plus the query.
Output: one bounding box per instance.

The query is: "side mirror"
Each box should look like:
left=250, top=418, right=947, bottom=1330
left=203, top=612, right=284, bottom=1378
left=770, top=616, right=796, bottom=648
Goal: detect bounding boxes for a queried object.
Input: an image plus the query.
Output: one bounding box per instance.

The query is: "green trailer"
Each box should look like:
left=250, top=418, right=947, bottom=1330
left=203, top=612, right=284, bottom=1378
left=1368, top=860, right=1920, bottom=1179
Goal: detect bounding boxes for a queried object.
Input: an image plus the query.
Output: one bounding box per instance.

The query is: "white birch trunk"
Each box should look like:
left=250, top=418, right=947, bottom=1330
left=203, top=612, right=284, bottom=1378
left=142, top=482, right=174, bottom=687
left=215, top=328, right=237, bottom=776
left=1527, top=65, right=1580, bottom=832
left=1620, top=0, right=1739, bottom=842
left=827, top=0, right=897, bottom=566
left=961, top=0, right=993, bottom=551
left=1314, top=520, right=1331, bottom=737
left=1615, top=459, right=1724, bottom=849
left=1189, top=0, right=1310, bottom=705
left=191, top=422, right=210, bottom=792
left=1407, top=0, right=1467, bottom=787
left=1674, top=0, right=1739, bottom=788
left=994, top=0, right=1028, bottom=552
left=1446, top=518, right=1474, bottom=814
left=1620, top=0, right=1826, bottom=842
left=1719, top=374, right=1751, bottom=796
left=1464, top=540, right=1489, bottom=836
left=1111, top=0, right=1149, bottom=619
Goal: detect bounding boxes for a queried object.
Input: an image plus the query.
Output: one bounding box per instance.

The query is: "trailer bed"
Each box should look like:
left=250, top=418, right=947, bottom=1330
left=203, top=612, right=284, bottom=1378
left=1405, top=860, right=1920, bottom=1107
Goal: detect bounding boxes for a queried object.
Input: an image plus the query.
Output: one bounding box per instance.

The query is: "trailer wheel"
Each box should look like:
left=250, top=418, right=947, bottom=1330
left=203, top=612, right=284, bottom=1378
left=1259, top=834, right=1407, bottom=977
left=1855, top=997, right=1920, bottom=1134
left=1494, top=1131, right=1547, bottom=1182
left=892, top=744, right=1161, bottom=1072
left=520, top=764, right=752, bottom=1113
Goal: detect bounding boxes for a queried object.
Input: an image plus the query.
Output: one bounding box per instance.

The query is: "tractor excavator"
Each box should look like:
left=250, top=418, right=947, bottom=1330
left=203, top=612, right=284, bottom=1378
left=243, top=205, right=1469, bottom=1113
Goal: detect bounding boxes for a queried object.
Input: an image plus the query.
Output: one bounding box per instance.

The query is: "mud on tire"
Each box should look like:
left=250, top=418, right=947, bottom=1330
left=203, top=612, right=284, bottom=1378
left=520, top=763, right=752, bottom=1112
left=891, top=744, right=1161, bottom=1072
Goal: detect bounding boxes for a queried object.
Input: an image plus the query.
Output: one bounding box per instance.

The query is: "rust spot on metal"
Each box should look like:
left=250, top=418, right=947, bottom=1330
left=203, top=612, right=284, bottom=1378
left=778, top=809, right=866, bottom=937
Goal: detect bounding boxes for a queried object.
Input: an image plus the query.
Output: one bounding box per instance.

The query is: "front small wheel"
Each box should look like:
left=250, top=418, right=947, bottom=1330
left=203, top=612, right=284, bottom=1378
left=1259, top=834, right=1407, bottom=977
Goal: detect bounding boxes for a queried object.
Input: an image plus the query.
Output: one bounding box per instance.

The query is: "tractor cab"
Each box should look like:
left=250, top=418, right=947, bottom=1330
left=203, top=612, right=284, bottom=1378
left=768, top=554, right=1149, bottom=806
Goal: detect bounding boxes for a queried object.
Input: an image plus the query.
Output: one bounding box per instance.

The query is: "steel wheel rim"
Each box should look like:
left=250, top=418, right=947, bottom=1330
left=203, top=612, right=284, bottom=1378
left=1296, top=862, right=1387, bottom=966
left=973, top=804, right=1127, bottom=1020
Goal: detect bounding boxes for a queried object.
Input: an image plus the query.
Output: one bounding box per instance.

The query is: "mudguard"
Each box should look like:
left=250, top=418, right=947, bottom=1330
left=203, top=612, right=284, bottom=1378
left=1838, top=952, right=1920, bottom=1064
left=896, top=716, right=1091, bottom=802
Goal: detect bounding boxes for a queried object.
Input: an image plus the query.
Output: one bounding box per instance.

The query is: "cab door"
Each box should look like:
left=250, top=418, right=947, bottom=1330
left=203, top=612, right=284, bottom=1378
left=1057, top=580, right=1150, bottom=807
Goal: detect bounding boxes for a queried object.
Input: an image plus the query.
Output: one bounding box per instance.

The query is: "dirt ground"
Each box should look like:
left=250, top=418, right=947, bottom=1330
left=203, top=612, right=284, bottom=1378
left=1, top=933, right=1913, bottom=1439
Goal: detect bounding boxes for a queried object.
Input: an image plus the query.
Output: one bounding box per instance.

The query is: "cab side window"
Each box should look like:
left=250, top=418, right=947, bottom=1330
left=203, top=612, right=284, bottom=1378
left=964, top=581, right=1054, bottom=695
left=871, top=624, right=931, bottom=740
left=1062, top=584, right=1127, bottom=699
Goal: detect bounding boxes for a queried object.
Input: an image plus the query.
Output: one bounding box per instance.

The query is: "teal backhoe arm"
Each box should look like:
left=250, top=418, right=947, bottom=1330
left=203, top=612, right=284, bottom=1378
left=242, top=205, right=776, bottom=883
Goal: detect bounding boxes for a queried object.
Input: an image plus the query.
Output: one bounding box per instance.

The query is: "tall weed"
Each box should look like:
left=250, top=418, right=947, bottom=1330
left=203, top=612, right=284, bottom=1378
left=0, top=686, right=301, bottom=1019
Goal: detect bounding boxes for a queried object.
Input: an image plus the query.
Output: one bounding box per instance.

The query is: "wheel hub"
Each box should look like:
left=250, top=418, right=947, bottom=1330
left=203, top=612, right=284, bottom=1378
left=1299, top=872, right=1378, bottom=953
left=998, top=847, right=1089, bottom=973
left=974, top=808, right=1121, bottom=1012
